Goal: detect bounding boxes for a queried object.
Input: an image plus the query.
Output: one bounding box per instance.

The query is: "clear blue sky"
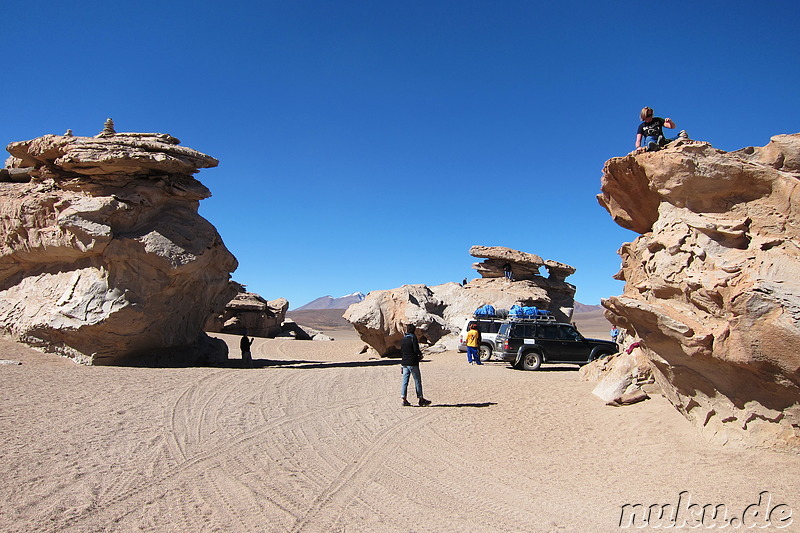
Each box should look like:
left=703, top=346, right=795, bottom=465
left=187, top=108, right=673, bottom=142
left=3, top=1, right=798, bottom=309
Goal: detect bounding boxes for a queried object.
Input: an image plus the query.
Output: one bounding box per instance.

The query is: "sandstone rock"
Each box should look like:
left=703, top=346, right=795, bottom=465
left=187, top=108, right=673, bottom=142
left=598, top=133, right=800, bottom=453
left=343, top=284, right=449, bottom=356
left=205, top=284, right=288, bottom=338
left=344, top=247, right=577, bottom=356
left=470, top=245, right=576, bottom=282
left=7, top=132, right=218, bottom=179
left=579, top=344, right=654, bottom=405
left=0, top=126, right=237, bottom=365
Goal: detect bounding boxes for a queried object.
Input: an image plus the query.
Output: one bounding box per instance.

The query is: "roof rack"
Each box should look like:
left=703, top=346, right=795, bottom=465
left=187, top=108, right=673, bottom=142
left=506, top=314, right=557, bottom=322
left=471, top=313, right=557, bottom=322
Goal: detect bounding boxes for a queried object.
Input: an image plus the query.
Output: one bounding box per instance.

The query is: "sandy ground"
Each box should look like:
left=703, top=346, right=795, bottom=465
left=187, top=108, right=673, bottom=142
left=1, top=335, right=798, bottom=532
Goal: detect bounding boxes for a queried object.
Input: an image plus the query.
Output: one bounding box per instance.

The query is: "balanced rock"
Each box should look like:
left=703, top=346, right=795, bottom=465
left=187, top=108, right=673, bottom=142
left=598, top=133, right=800, bottom=453
left=344, top=247, right=576, bottom=356
left=470, top=245, right=576, bottom=282
left=0, top=126, right=237, bottom=365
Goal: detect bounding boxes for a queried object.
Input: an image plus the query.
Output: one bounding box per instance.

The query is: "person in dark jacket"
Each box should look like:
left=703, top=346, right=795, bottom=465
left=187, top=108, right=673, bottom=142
left=240, top=330, right=254, bottom=368
left=503, top=262, right=513, bottom=281
left=399, top=324, right=431, bottom=407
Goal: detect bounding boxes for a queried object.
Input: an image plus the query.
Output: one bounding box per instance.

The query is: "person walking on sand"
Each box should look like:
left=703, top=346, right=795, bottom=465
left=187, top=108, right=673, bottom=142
left=635, top=106, right=676, bottom=152
left=465, top=323, right=483, bottom=365
left=240, top=330, right=254, bottom=368
left=399, top=324, right=432, bottom=407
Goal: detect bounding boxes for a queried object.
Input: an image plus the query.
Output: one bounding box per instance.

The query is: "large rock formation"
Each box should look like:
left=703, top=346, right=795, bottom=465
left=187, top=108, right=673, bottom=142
left=0, top=123, right=238, bottom=365
left=344, top=246, right=576, bottom=356
left=598, top=134, right=800, bottom=453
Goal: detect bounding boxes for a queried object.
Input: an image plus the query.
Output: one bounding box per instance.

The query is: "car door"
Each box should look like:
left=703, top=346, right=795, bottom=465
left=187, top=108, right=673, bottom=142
left=534, top=324, right=562, bottom=360
left=556, top=324, right=588, bottom=361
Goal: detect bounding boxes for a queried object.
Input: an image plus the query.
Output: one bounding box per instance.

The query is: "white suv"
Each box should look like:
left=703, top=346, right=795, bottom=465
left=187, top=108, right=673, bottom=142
left=457, top=317, right=506, bottom=362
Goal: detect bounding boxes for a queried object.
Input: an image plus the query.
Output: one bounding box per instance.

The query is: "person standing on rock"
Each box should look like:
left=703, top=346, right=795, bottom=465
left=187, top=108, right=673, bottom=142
left=465, top=323, right=483, bottom=365
left=240, top=330, right=254, bottom=368
left=635, top=106, right=675, bottom=152
left=503, top=262, right=513, bottom=281
left=400, top=324, right=432, bottom=407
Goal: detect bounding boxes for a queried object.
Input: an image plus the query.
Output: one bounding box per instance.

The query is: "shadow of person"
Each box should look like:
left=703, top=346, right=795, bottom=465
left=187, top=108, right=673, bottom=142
left=429, top=402, right=497, bottom=408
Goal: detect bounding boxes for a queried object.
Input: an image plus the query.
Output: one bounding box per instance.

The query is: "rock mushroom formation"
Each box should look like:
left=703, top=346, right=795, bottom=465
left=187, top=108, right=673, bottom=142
left=0, top=124, right=238, bottom=365
left=204, top=283, right=288, bottom=338
left=344, top=246, right=576, bottom=356
left=598, top=134, right=800, bottom=453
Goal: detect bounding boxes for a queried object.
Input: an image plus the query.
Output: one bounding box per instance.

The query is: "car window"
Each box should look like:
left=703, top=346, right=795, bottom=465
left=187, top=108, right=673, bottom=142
left=539, top=325, right=559, bottom=339
left=479, top=322, right=498, bottom=334
left=498, top=323, right=511, bottom=336
left=558, top=325, right=582, bottom=341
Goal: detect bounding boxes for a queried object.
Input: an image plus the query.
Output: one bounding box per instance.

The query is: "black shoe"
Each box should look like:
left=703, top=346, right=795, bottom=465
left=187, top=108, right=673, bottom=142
left=418, top=398, right=431, bottom=407
left=402, top=399, right=411, bottom=407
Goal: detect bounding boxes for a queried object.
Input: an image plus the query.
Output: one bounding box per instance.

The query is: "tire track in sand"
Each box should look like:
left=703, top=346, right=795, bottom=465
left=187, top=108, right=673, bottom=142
left=58, top=365, right=394, bottom=531
left=289, top=408, right=440, bottom=533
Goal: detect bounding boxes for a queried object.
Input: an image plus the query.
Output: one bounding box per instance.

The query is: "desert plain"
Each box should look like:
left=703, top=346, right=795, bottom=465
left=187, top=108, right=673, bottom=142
left=1, top=320, right=798, bottom=532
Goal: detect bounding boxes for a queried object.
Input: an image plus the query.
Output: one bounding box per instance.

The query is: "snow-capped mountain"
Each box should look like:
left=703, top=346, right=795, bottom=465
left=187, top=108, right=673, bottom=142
left=295, top=292, right=365, bottom=311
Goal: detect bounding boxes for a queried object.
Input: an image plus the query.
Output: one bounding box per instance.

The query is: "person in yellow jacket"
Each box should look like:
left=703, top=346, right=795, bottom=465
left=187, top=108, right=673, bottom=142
left=465, top=323, right=483, bottom=365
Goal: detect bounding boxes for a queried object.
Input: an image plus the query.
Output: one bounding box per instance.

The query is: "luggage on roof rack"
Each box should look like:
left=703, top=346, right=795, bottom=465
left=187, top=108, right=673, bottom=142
left=474, top=304, right=496, bottom=317
left=472, top=305, right=510, bottom=319
left=508, top=305, right=551, bottom=318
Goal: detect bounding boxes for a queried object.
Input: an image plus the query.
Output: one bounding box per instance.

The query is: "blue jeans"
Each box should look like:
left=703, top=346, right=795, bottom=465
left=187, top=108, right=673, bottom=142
left=467, top=346, right=482, bottom=364
left=401, top=365, right=423, bottom=399
left=643, top=135, right=676, bottom=150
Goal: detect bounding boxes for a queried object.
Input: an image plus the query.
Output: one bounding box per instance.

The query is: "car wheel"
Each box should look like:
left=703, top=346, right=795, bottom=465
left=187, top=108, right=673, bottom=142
left=522, top=351, right=542, bottom=371
left=588, top=351, right=612, bottom=363
left=479, top=344, right=492, bottom=362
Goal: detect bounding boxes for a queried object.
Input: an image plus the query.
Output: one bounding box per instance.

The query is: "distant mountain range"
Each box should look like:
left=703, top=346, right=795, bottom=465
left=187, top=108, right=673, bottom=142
left=573, top=302, right=604, bottom=313
left=294, top=292, right=365, bottom=311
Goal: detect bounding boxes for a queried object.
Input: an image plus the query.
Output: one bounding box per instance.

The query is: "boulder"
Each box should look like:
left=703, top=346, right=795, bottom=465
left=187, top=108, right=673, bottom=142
left=0, top=124, right=237, bottom=365
left=579, top=343, right=654, bottom=405
left=598, top=134, right=800, bottom=453
left=343, top=284, right=449, bottom=356
left=344, top=247, right=576, bottom=356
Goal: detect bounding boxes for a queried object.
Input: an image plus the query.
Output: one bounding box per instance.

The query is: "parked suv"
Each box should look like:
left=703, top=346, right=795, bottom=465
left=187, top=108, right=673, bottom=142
left=457, top=317, right=506, bottom=362
left=495, top=317, right=617, bottom=370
